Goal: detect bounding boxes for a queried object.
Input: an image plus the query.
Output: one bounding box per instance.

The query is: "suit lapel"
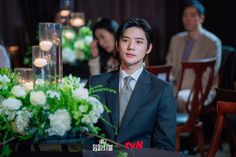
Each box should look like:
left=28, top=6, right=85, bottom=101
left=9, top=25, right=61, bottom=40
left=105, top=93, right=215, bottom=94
left=119, top=69, right=151, bottom=132
left=105, top=71, right=120, bottom=133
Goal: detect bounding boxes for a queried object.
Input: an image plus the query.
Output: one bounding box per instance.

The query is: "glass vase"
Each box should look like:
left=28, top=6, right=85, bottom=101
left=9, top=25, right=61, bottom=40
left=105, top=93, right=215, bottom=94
left=14, top=68, right=33, bottom=90
left=39, top=23, right=63, bottom=82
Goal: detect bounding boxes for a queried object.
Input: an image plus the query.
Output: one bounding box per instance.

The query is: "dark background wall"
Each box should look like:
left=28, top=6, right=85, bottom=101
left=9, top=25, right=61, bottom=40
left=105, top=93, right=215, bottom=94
left=0, top=0, right=236, bottom=66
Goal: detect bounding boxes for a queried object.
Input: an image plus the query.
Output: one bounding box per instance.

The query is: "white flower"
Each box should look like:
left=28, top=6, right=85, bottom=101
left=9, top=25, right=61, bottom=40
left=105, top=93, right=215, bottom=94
left=62, top=48, right=77, bottom=64
left=84, top=36, right=93, bottom=45
left=30, top=91, right=46, bottom=106
left=79, top=105, right=88, bottom=113
left=47, top=109, right=71, bottom=136
left=39, top=40, right=53, bottom=51
left=7, top=111, right=16, bottom=121
left=46, top=90, right=60, bottom=100
left=64, top=31, right=75, bottom=40
left=11, top=85, right=27, bottom=98
left=76, top=49, right=85, bottom=60
left=88, top=96, right=104, bottom=115
left=23, top=82, right=34, bottom=91
left=35, top=78, right=45, bottom=85
left=0, top=74, right=10, bottom=90
left=72, top=87, right=89, bottom=100
left=74, top=40, right=85, bottom=49
left=2, top=98, right=22, bottom=110
left=15, top=110, right=32, bottom=135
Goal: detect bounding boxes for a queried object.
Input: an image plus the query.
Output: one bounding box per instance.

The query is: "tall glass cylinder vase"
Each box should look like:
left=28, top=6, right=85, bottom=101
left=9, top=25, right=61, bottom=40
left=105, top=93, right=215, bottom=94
left=39, top=23, right=63, bottom=82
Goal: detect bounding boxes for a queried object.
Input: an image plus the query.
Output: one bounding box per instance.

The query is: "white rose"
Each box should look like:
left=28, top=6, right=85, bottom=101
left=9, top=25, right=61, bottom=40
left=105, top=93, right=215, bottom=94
left=11, top=85, right=27, bottom=98
left=30, top=91, right=46, bottom=106
left=2, top=98, right=22, bottom=110
left=72, top=88, right=89, bottom=100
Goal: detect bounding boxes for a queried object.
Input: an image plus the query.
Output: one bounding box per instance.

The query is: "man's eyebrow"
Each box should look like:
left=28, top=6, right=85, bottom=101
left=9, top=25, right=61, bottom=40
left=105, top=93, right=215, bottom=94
left=122, top=36, right=145, bottom=40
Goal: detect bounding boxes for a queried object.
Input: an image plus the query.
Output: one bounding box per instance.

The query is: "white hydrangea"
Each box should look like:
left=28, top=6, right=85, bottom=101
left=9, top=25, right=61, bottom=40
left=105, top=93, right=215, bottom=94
left=74, top=39, right=85, bottom=49
left=84, top=36, right=93, bottom=45
left=30, top=91, right=46, bottom=106
left=15, top=109, right=32, bottom=135
left=0, top=74, right=10, bottom=90
left=81, top=97, right=104, bottom=125
left=47, top=109, right=71, bottom=136
left=62, top=48, right=76, bottom=64
left=2, top=98, right=22, bottom=110
left=11, top=85, right=27, bottom=98
left=46, top=90, right=60, bottom=100
left=79, top=105, right=88, bottom=113
left=72, top=87, right=89, bottom=100
left=88, top=96, right=104, bottom=115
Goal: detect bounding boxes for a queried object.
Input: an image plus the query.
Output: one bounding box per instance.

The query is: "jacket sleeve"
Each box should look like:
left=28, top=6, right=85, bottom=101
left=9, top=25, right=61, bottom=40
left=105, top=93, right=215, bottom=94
left=152, top=84, right=177, bottom=151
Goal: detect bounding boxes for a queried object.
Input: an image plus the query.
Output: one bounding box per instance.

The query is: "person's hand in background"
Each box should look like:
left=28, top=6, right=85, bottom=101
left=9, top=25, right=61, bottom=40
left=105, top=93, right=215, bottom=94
left=90, top=40, right=99, bottom=58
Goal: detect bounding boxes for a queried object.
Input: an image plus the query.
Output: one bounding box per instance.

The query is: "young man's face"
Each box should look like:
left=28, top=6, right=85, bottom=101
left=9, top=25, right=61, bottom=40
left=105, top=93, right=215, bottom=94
left=116, top=27, right=152, bottom=69
left=182, top=6, right=204, bottom=32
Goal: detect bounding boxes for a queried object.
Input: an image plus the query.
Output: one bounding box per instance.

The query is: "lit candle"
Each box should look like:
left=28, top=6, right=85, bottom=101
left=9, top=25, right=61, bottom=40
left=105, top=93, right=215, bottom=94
left=60, top=10, right=70, bottom=17
left=39, top=40, right=52, bottom=51
left=70, top=18, right=85, bottom=27
left=33, top=58, right=48, bottom=68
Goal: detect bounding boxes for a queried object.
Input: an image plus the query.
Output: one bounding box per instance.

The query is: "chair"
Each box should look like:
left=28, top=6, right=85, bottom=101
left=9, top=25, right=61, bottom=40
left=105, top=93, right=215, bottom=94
left=176, top=58, right=216, bottom=157
left=146, top=65, right=172, bottom=81
left=215, top=88, right=236, bottom=157
left=207, top=101, right=236, bottom=157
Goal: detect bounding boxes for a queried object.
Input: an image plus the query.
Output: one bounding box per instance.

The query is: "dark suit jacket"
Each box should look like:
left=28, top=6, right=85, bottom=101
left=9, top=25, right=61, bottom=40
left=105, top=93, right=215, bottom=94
left=88, top=68, right=176, bottom=151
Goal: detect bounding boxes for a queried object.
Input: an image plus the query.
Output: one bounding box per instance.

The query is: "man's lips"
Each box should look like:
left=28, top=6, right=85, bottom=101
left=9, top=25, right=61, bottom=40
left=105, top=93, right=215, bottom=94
left=126, top=53, right=136, bottom=58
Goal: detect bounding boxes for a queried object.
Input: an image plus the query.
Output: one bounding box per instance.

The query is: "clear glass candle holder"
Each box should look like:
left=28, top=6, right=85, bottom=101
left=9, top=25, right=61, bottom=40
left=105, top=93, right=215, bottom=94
left=69, top=12, right=85, bottom=27
left=14, top=68, right=34, bottom=90
left=39, top=23, right=63, bottom=82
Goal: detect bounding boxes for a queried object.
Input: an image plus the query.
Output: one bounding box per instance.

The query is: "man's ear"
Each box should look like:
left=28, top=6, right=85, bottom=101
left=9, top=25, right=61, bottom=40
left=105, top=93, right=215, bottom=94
left=146, top=43, right=153, bottom=55
left=200, top=15, right=205, bottom=24
left=115, top=41, right=119, bottom=51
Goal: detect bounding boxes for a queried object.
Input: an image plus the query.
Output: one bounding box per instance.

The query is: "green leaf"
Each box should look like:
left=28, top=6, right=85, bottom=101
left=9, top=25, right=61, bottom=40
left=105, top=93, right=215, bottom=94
left=0, top=144, right=13, bottom=157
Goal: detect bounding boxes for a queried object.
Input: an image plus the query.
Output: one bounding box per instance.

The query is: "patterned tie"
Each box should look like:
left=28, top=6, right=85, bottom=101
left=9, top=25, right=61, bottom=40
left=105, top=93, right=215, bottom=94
left=119, top=76, right=133, bottom=125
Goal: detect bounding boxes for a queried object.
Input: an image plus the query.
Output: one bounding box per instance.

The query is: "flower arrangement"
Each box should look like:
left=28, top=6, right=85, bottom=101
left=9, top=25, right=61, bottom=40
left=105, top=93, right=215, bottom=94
left=62, top=25, right=93, bottom=64
left=0, top=68, right=114, bottom=155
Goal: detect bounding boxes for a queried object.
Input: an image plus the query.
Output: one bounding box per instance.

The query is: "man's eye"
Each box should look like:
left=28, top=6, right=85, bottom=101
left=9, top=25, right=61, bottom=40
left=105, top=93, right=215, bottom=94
left=122, top=39, right=129, bottom=42
left=136, top=40, right=143, bottom=44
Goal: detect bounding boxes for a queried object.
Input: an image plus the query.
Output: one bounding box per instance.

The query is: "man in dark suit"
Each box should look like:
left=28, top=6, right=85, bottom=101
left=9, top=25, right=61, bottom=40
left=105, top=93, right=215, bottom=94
left=88, top=18, right=176, bottom=151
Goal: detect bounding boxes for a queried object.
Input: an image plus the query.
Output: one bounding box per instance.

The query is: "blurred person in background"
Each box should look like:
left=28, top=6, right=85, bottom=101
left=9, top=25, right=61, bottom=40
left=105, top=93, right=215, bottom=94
left=89, top=18, right=120, bottom=75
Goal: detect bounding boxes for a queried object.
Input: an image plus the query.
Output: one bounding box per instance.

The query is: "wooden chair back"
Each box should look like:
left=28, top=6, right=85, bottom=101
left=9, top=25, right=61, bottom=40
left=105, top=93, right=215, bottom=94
left=146, top=65, right=172, bottom=81
left=176, top=58, right=216, bottom=125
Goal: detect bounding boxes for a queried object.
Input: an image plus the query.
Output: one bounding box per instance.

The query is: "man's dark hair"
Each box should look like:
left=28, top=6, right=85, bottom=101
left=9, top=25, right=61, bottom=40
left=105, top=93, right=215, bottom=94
left=183, top=0, right=205, bottom=15
left=115, top=17, right=153, bottom=49
left=93, top=18, right=119, bottom=38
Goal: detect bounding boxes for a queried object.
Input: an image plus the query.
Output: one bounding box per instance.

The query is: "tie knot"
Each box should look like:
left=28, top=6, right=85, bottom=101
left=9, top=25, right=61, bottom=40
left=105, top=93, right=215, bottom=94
left=124, top=76, right=133, bottom=85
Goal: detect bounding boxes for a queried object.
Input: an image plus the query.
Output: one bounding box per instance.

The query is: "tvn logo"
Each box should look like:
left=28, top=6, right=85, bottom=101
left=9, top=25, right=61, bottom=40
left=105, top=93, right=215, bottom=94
left=124, top=141, right=143, bottom=149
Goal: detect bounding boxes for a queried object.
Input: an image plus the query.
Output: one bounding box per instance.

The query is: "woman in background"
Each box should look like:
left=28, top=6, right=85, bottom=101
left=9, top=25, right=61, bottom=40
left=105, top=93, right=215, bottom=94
left=89, top=18, right=120, bottom=75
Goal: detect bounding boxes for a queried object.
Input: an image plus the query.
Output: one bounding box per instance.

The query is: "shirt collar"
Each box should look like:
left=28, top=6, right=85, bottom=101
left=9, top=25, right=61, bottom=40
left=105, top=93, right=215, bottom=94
left=119, top=65, right=144, bottom=81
